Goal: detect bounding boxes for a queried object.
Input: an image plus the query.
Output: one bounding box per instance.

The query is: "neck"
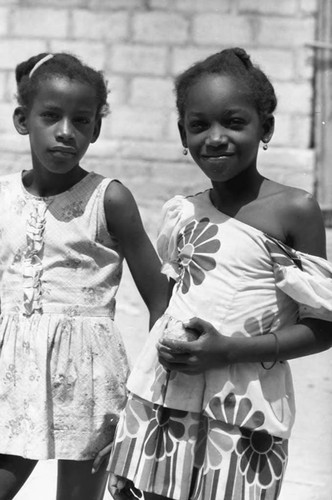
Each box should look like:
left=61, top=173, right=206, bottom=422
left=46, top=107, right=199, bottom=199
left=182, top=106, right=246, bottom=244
left=23, top=166, right=88, bottom=197
left=211, top=169, right=265, bottom=216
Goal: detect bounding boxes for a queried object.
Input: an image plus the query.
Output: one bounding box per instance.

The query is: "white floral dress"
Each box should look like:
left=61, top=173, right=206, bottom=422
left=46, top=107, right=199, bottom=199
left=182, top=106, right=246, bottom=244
left=109, top=190, right=332, bottom=500
left=0, top=171, right=130, bottom=460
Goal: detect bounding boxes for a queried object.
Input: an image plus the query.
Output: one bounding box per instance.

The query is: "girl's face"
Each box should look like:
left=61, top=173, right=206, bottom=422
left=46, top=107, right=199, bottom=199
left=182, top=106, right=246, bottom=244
left=19, top=76, right=100, bottom=175
left=179, top=74, right=272, bottom=183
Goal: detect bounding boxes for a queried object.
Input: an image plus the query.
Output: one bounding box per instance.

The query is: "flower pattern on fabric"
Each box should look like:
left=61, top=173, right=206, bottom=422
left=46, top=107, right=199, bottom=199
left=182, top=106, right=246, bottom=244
left=61, top=200, right=84, bottom=222
left=177, top=218, right=220, bottom=294
left=206, top=392, right=265, bottom=430
left=236, top=428, right=288, bottom=488
left=194, top=416, right=235, bottom=472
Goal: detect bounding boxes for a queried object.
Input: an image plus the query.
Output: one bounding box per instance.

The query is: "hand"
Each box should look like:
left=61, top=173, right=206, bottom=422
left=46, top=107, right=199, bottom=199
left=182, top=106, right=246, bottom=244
left=108, top=473, right=142, bottom=499
left=91, top=441, right=114, bottom=474
left=157, top=317, right=230, bottom=374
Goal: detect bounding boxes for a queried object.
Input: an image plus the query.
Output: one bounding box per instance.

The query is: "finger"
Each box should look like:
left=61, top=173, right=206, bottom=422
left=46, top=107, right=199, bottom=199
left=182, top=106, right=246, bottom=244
left=159, top=338, right=193, bottom=353
left=184, top=317, right=210, bottom=332
left=91, top=442, right=113, bottom=473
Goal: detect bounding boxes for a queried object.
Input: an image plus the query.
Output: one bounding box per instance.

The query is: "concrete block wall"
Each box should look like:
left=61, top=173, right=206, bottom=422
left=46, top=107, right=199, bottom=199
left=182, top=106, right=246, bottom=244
left=0, top=0, right=318, bottom=216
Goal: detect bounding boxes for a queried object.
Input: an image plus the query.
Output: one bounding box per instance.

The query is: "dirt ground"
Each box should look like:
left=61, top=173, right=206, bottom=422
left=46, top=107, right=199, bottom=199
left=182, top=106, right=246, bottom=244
left=12, top=207, right=332, bottom=500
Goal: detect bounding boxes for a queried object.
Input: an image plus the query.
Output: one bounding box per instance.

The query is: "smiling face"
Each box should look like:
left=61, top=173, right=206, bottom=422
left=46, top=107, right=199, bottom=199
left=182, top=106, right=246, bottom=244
left=179, top=74, right=273, bottom=184
left=15, top=76, right=101, bottom=176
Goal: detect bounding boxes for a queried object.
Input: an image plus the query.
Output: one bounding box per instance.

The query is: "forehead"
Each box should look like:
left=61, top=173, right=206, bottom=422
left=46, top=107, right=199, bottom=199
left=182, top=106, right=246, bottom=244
left=33, top=76, right=97, bottom=111
left=185, top=73, right=257, bottom=115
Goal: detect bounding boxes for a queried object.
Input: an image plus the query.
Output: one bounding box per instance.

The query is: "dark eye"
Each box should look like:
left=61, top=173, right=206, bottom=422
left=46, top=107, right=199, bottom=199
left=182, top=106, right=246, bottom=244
left=188, top=120, right=207, bottom=133
left=74, top=117, right=91, bottom=125
left=41, top=111, right=58, bottom=121
left=228, top=118, right=246, bottom=129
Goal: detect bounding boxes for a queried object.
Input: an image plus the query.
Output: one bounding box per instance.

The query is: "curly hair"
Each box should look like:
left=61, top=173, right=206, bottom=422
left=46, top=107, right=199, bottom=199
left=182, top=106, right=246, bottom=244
left=15, top=52, right=109, bottom=118
left=175, top=47, right=277, bottom=123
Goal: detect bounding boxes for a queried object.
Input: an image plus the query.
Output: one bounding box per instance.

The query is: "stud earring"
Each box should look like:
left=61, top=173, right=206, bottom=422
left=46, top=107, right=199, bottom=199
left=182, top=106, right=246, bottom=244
left=263, top=142, right=268, bottom=151
left=182, top=148, right=188, bottom=156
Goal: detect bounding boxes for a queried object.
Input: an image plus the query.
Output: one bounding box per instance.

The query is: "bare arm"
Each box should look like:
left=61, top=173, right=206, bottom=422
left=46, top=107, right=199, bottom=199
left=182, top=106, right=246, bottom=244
left=104, top=180, right=169, bottom=328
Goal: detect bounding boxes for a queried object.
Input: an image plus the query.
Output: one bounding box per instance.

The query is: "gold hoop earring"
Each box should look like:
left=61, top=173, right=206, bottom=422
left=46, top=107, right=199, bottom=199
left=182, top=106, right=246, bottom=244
left=183, top=148, right=188, bottom=156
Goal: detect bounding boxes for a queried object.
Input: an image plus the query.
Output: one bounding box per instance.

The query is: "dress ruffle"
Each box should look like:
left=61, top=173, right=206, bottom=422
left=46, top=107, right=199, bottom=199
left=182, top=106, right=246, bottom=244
left=265, top=236, right=332, bottom=321
left=23, top=199, right=48, bottom=316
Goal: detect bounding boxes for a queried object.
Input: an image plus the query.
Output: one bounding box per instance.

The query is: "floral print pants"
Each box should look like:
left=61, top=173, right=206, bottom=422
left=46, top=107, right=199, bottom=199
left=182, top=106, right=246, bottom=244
left=109, top=394, right=288, bottom=500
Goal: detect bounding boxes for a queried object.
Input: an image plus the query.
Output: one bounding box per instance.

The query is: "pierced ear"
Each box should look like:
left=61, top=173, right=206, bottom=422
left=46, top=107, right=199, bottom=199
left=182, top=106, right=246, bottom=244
left=91, top=118, right=101, bottom=144
left=261, top=114, right=275, bottom=144
left=178, top=121, right=187, bottom=148
left=13, top=107, right=29, bottom=135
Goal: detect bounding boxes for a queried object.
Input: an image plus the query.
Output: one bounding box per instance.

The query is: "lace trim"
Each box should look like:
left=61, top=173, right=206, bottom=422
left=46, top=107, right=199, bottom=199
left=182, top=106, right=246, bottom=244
left=23, top=200, right=48, bottom=316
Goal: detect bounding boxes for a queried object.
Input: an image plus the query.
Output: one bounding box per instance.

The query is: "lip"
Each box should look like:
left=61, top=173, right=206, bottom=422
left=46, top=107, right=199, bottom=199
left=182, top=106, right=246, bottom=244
left=50, top=146, right=76, bottom=156
left=201, top=153, right=234, bottom=159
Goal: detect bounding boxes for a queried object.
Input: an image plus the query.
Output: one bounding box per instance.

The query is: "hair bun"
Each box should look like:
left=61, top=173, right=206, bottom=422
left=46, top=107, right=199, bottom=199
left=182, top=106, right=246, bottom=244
left=232, top=47, right=252, bottom=69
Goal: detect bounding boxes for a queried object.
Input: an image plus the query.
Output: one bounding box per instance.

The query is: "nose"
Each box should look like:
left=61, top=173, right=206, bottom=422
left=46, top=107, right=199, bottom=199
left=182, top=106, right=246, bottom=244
left=56, top=118, right=74, bottom=142
left=206, top=124, right=228, bottom=147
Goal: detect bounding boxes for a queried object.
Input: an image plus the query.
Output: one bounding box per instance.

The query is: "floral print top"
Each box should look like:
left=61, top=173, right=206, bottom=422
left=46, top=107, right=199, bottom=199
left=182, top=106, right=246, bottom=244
left=127, top=190, right=332, bottom=439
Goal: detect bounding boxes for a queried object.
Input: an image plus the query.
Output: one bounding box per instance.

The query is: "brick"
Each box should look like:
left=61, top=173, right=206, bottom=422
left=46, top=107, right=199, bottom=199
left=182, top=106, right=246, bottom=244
left=274, top=81, right=312, bottom=114
left=151, top=0, right=232, bottom=10
left=239, top=0, right=298, bottom=15
left=249, top=49, right=295, bottom=81
left=130, top=77, right=174, bottom=108
left=272, top=113, right=311, bottom=149
left=0, top=103, right=16, bottom=133
left=105, top=75, right=128, bottom=107
left=295, top=47, right=315, bottom=80
left=50, top=41, right=106, bottom=69
left=193, top=14, right=253, bottom=45
left=114, top=139, right=182, bottom=162
left=12, top=8, right=69, bottom=38
left=87, top=0, right=142, bottom=9
left=111, top=44, right=168, bottom=76
left=0, top=40, right=47, bottom=70
left=72, top=10, right=129, bottom=40
left=133, top=12, right=189, bottom=44
left=22, top=0, right=87, bottom=6
left=0, top=72, right=7, bottom=100
left=258, top=18, right=315, bottom=47
left=167, top=109, right=181, bottom=141
left=104, top=106, right=166, bottom=140
left=5, top=71, right=17, bottom=104
left=0, top=7, right=9, bottom=34
left=171, top=47, right=218, bottom=75
left=299, top=0, right=318, bottom=14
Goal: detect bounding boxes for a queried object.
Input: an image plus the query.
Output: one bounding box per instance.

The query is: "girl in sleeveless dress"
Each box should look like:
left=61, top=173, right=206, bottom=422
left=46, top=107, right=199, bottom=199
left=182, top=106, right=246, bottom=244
left=0, top=53, right=168, bottom=500
left=108, top=48, right=332, bottom=500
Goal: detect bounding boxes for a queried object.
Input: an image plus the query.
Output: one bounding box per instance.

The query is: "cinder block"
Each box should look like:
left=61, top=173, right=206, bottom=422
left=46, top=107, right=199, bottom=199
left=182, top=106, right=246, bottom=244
left=105, top=106, right=167, bottom=140
left=150, top=0, right=232, bottom=12
left=0, top=7, right=9, bottom=35
left=258, top=18, right=315, bottom=46
left=105, top=75, right=128, bottom=107
left=171, top=47, right=218, bottom=75
left=111, top=44, right=168, bottom=75
left=130, top=77, right=174, bottom=108
left=0, top=102, right=15, bottom=133
left=0, top=40, right=47, bottom=70
left=193, top=14, right=253, bottom=45
left=239, top=0, right=298, bottom=15
left=50, top=41, right=106, bottom=69
left=249, top=49, right=295, bottom=81
left=133, top=12, right=188, bottom=43
left=72, top=10, right=128, bottom=40
left=274, top=81, right=312, bottom=114
left=12, top=8, right=69, bottom=38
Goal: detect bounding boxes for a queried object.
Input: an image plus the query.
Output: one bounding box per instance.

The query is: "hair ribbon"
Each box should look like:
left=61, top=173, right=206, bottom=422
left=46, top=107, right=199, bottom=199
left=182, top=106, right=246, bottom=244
left=29, top=54, right=54, bottom=78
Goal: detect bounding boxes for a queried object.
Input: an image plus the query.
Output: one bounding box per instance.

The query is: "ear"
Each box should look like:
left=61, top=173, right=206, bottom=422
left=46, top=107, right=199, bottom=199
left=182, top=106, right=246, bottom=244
left=178, top=120, right=188, bottom=148
left=261, top=114, right=274, bottom=144
left=13, top=107, right=29, bottom=135
left=91, top=117, right=101, bottom=144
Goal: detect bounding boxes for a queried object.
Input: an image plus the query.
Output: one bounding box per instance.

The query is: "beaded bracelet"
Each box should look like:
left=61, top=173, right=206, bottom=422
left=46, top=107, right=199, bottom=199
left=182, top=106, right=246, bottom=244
left=260, top=331, right=280, bottom=370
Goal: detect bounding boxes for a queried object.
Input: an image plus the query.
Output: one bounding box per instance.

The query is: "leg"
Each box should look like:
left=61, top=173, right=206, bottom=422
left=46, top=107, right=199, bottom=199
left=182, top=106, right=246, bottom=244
left=0, top=454, right=37, bottom=500
left=56, top=459, right=108, bottom=500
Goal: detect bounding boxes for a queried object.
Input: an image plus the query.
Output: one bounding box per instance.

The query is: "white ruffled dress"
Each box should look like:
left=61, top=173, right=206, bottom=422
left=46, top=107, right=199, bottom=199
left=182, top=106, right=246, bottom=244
left=109, top=190, right=332, bottom=500
left=0, top=172, right=130, bottom=460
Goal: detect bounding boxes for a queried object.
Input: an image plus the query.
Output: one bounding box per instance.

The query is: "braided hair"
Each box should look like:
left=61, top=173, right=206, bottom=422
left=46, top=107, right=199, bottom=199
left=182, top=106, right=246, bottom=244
left=175, top=47, right=277, bottom=123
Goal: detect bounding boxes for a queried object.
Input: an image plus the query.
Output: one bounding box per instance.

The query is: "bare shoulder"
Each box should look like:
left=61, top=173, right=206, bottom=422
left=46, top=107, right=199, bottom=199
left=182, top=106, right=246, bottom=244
left=278, top=185, right=326, bottom=256
left=103, top=180, right=142, bottom=236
